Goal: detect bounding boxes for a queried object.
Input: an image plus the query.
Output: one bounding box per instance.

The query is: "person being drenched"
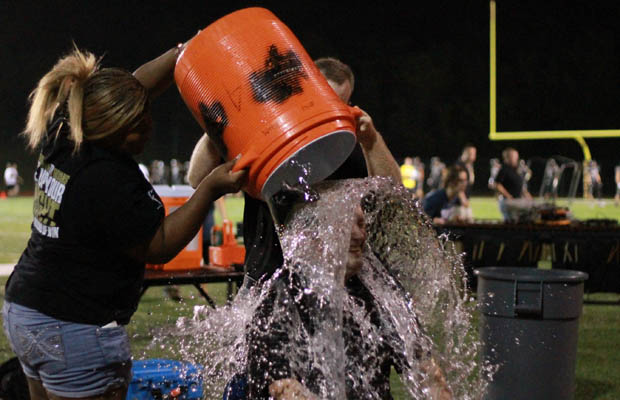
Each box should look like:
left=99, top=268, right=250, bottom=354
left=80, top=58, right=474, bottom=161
left=242, top=203, right=453, bottom=400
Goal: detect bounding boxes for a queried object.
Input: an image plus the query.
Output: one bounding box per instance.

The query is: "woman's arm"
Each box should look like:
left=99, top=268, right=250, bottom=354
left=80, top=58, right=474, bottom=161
left=127, top=158, right=246, bottom=264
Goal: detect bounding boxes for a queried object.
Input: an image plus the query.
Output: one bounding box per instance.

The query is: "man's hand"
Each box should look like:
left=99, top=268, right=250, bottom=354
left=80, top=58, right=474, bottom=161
left=350, top=107, right=401, bottom=181
left=355, top=107, right=378, bottom=149
left=420, top=358, right=453, bottom=400
left=269, top=379, right=318, bottom=400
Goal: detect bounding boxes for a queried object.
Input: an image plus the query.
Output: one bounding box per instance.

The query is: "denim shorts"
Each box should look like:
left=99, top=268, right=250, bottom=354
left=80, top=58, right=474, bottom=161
left=2, top=301, right=132, bottom=398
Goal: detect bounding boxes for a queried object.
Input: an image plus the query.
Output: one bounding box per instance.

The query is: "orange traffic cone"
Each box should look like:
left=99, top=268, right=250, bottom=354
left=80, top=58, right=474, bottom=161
left=0, top=191, right=6, bottom=199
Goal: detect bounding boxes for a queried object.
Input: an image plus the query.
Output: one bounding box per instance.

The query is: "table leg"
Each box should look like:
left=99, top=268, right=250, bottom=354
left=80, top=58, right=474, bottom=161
left=193, top=283, right=217, bottom=308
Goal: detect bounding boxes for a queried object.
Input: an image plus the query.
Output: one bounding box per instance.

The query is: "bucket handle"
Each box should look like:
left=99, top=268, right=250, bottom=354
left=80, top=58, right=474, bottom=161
left=513, top=280, right=543, bottom=317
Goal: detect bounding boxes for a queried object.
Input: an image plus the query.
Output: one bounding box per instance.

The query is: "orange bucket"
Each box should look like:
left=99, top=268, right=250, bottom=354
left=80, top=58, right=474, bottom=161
left=175, top=7, right=360, bottom=200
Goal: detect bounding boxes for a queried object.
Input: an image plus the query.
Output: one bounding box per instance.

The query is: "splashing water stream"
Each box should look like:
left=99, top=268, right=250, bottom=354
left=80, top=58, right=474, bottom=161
left=150, top=177, right=493, bottom=399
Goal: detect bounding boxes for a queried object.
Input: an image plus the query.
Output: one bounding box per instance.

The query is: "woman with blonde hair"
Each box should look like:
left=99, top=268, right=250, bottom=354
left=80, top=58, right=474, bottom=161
left=2, top=42, right=246, bottom=400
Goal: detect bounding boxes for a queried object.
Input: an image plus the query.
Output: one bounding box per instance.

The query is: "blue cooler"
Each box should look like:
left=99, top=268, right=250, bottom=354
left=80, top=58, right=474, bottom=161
left=126, top=359, right=204, bottom=400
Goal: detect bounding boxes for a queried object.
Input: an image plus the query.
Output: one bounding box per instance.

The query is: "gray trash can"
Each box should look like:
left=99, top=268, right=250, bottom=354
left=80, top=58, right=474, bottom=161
left=475, top=267, right=588, bottom=400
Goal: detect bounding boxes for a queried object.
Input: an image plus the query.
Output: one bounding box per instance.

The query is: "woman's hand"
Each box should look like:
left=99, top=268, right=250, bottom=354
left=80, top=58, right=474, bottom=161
left=269, top=379, right=318, bottom=400
left=203, top=157, right=246, bottom=198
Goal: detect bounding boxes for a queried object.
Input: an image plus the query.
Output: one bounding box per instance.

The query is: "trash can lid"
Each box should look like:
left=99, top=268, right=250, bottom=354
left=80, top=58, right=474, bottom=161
left=474, top=267, right=588, bottom=283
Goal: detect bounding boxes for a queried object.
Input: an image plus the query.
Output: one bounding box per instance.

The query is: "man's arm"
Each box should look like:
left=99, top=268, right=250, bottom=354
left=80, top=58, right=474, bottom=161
left=133, top=31, right=200, bottom=98
left=187, top=134, right=223, bottom=188
left=355, top=108, right=401, bottom=183
left=133, top=45, right=182, bottom=99
left=495, top=182, right=512, bottom=199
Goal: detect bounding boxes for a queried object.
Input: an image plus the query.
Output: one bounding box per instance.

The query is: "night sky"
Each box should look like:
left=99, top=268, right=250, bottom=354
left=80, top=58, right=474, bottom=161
left=2, top=0, right=619, bottom=194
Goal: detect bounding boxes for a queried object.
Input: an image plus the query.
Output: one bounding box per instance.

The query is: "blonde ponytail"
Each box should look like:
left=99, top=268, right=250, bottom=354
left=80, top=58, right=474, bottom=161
left=24, top=45, right=99, bottom=150
left=24, top=45, right=150, bottom=153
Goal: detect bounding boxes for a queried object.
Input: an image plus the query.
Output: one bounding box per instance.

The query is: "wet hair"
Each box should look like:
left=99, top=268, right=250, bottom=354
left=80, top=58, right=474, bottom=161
left=24, top=45, right=149, bottom=152
left=314, top=57, right=355, bottom=91
left=443, top=164, right=466, bottom=188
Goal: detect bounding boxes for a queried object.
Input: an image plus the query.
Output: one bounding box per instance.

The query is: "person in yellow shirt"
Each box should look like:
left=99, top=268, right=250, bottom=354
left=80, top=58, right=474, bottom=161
left=400, top=157, right=419, bottom=194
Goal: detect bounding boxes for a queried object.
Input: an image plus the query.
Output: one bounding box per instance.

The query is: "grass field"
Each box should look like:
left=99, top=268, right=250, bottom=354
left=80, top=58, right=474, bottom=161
left=0, top=195, right=619, bottom=398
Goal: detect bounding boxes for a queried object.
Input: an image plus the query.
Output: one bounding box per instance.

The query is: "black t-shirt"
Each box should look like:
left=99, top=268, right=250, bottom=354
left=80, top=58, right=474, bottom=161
left=495, top=164, right=523, bottom=198
left=5, top=116, right=164, bottom=325
left=246, top=270, right=409, bottom=399
left=243, top=145, right=367, bottom=283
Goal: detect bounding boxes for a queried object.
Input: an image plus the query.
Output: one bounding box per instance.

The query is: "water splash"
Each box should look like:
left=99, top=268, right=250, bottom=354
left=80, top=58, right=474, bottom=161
left=151, top=177, right=492, bottom=399
left=267, top=158, right=319, bottom=226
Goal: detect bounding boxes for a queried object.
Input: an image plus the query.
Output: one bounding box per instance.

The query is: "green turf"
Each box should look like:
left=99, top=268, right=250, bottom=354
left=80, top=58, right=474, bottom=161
left=470, top=196, right=620, bottom=221
left=0, top=195, right=619, bottom=398
left=0, top=197, right=33, bottom=263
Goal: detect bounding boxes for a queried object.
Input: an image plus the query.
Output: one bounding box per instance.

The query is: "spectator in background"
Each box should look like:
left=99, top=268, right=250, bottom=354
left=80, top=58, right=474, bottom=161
left=426, top=157, right=445, bottom=192
left=493, top=148, right=532, bottom=221
left=170, top=158, right=182, bottom=185
left=400, top=156, right=419, bottom=195
left=413, top=157, right=425, bottom=199
left=149, top=160, right=166, bottom=184
left=452, top=144, right=476, bottom=219
left=488, top=158, right=501, bottom=190
left=540, top=158, right=560, bottom=200
left=518, top=159, right=532, bottom=195
left=422, top=164, right=470, bottom=224
left=586, top=160, right=603, bottom=202
left=455, top=144, right=476, bottom=199
left=4, top=162, right=22, bottom=197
